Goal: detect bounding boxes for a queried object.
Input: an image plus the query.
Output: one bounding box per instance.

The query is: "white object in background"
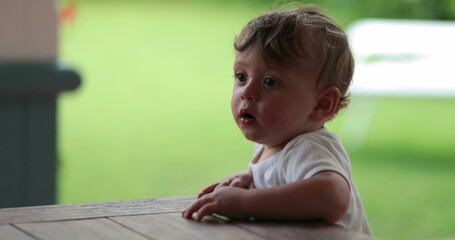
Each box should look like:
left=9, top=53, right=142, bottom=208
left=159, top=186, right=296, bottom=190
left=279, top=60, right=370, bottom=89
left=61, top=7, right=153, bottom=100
left=348, top=19, right=455, bottom=97
left=0, top=0, right=58, bottom=62
left=341, top=19, right=455, bottom=149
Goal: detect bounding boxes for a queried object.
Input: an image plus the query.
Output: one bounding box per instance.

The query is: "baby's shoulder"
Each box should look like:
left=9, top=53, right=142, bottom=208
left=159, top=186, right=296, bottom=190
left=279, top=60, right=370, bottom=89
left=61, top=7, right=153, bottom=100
left=277, top=128, right=351, bottom=181
left=283, top=128, right=341, bottom=153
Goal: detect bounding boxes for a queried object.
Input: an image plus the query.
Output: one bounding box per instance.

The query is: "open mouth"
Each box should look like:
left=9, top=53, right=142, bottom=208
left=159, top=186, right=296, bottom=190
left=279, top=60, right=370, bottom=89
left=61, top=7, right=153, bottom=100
left=240, top=111, right=256, bottom=125
left=241, top=112, right=255, bottom=119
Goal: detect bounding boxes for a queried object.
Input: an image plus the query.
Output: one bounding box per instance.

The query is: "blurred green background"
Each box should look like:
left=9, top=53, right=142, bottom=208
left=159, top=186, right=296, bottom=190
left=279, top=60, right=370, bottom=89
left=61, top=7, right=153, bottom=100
left=58, top=0, right=455, bottom=239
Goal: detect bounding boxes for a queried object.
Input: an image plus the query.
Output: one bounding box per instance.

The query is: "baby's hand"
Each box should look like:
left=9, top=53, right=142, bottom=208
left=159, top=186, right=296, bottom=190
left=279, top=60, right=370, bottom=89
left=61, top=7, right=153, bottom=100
left=198, top=171, right=254, bottom=198
left=182, top=187, right=250, bottom=221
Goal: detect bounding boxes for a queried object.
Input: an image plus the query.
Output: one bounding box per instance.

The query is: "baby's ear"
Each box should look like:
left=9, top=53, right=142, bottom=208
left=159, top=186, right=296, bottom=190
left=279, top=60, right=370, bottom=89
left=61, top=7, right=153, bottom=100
left=310, top=87, right=340, bottom=122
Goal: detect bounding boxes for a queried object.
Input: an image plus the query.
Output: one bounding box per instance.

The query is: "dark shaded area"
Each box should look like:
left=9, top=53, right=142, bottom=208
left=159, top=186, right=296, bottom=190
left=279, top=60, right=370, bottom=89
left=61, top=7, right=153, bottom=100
left=0, top=62, right=80, bottom=208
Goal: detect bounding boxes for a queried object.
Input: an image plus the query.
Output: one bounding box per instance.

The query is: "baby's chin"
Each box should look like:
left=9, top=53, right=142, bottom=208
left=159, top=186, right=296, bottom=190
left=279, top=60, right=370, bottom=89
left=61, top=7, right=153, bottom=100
left=241, top=133, right=274, bottom=147
left=239, top=130, right=262, bottom=144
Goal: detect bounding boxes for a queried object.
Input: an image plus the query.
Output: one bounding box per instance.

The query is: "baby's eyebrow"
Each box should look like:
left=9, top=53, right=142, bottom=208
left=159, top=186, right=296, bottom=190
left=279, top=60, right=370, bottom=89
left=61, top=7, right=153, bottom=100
left=264, top=65, right=285, bottom=74
left=233, top=59, right=247, bottom=66
left=233, top=61, right=247, bottom=71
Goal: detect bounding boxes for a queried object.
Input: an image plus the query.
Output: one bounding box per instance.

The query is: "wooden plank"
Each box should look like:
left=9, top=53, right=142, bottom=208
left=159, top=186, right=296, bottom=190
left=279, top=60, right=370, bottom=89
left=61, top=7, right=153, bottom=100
left=15, top=218, right=148, bottom=240
left=235, top=221, right=374, bottom=240
left=0, top=195, right=196, bottom=224
left=0, top=224, right=35, bottom=240
left=111, top=212, right=266, bottom=240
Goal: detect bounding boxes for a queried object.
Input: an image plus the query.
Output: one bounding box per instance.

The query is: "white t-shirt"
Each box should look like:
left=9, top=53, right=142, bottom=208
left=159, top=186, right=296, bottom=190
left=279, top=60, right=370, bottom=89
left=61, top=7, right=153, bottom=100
left=249, top=127, right=371, bottom=235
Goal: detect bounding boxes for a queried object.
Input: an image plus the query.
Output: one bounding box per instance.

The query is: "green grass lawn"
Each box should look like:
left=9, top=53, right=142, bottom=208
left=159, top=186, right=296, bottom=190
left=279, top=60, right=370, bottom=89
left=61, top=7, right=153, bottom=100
left=58, top=1, right=455, bottom=239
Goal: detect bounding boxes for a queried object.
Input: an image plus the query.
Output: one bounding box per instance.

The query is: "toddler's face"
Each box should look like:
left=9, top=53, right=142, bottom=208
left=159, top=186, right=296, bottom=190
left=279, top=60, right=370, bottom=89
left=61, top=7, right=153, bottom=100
left=231, top=45, right=321, bottom=149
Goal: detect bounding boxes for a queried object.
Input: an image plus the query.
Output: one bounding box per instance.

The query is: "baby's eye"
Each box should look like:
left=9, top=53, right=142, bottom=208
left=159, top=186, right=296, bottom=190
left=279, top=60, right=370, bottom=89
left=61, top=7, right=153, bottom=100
left=264, top=77, right=279, bottom=87
left=236, top=73, right=247, bottom=83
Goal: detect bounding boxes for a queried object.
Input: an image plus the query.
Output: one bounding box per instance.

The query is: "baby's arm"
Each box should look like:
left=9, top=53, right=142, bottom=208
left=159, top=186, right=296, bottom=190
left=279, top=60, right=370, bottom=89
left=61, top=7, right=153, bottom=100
left=182, top=171, right=350, bottom=223
left=197, top=170, right=254, bottom=198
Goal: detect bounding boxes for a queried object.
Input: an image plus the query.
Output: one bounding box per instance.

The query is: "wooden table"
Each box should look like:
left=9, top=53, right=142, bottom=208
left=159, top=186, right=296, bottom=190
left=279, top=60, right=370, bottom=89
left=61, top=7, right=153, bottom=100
left=0, top=196, right=373, bottom=240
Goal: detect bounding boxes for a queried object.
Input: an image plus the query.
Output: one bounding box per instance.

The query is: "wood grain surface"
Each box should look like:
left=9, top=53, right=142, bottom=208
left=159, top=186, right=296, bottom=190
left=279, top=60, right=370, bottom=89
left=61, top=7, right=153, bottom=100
left=111, top=213, right=266, bottom=240
left=0, top=195, right=196, bottom=224
left=0, top=196, right=375, bottom=240
left=0, top=224, right=35, bottom=240
left=16, top=218, right=148, bottom=240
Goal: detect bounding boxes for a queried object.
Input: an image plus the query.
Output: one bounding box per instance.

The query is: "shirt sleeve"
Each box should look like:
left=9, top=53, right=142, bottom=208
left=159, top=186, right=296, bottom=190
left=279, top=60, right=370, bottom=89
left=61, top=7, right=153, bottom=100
left=278, top=138, right=350, bottom=184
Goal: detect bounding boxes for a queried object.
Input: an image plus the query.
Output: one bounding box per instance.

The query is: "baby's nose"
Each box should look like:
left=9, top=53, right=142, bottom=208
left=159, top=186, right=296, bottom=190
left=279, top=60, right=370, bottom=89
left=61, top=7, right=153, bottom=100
left=241, top=84, right=259, bottom=102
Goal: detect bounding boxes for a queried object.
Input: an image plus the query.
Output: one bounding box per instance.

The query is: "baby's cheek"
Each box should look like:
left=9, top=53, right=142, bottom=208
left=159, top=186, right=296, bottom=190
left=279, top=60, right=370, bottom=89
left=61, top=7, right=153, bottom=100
left=262, top=108, right=279, bottom=123
left=271, top=116, right=278, bottom=123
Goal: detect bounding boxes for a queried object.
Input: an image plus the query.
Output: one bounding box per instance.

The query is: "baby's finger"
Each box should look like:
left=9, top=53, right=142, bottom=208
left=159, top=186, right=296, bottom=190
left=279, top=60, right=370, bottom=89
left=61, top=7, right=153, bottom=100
left=182, top=206, right=195, bottom=219
left=230, top=178, right=242, bottom=188
left=214, top=180, right=231, bottom=190
left=182, top=198, right=209, bottom=219
left=198, top=183, right=219, bottom=198
left=195, top=203, right=218, bottom=221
